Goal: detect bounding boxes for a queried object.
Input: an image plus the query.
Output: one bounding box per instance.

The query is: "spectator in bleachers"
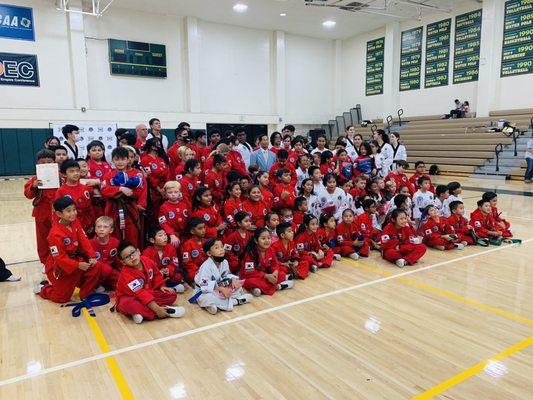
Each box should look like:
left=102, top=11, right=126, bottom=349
left=446, top=99, right=464, bottom=119
left=525, top=139, right=533, bottom=183
left=390, top=132, right=407, bottom=170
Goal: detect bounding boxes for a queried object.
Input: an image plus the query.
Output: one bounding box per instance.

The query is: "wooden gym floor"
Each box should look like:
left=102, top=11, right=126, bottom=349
left=0, top=177, right=532, bottom=399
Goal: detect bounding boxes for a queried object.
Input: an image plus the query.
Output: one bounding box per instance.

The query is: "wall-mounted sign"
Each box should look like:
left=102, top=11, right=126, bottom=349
left=399, top=27, right=423, bottom=91
left=501, top=0, right=533, bottom=77
left=424, top=18, right=451, bottom=88
left=0, top=52, right=39, bottom=86
left=0, top=4, right=34, bottom=41
left=109, top=39, right=167, bottom=78
left=366, top=37, right=384, bottom=96
left=453, top=9, right=482, bottom=84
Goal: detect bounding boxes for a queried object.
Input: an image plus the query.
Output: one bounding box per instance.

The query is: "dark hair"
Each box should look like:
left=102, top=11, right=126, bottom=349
left=264, top=212, right=278, bottom=225
left=295, top=213, right=317, bottom=238
left=294, top=196, right=307, bottom=210
left=359, top=142, right=372, bottom=156
left=45, top=136, right=61, bottom=147
left=146, top=225, right=165, bottom=242
left=342, top=208, right=355, bottom=217
left=111, top=146, right=129, bottom=159
left=376, top=129, right=389, bottom=143
left=192, top=187, right=211, bottom=210
left=391, top=132, right=400, bottom=139
left=225, top=181, right=241, bottom=198
left=195, top=130, right=206, bottom=140
left=477, top=199, right=489, bottom=207
left=61, top=124, right=79, bottom=139
left=319, top=212, right=335, bottom=228
left=50, top=145, right=67, bottom=153
left=257, top=133, right=268, bottom=143
left=149, top=118, right=160, bottom=127
left=60, top=159, right=80, bottom=174
left=435, top=184, right=448, bottom=197
left=320, top=150, right=334, bottom=165
left=322, top=173, right=337, bottom=186
left=482, top=191, right=497, bottom=201
left=37, top=149, right=55, bottom=161
left=202, top=237, right=219, bottom=254
left=53, top=196, right=74, bottom=212
left=308, top=165, right=320, bottom=177
left=270, top=131, right=282, bottom=146
left=396, top=160, right=409, bottom=169
left=213, top=154, right=226, bottom=167
left=292, top=136, right=304, bottom=146
left=144, top=137, right=169, bottom=164
left=177, top=121, right=190, bottom=130
left=276, top=168, right=290, bottom=179
left=86, top=140, right=106, bottom=161
left=243, top=227, right=270, bottom=266
left=417, top=176, right=430, bottom=186
left=449, top=200, right=463, bottom=212
left=276, top=222, right=293, bottom=238
left=282, top=134, right=292, bottom=143
left=184, top=159, right=200, bottom=174
left=282, top=125, right=295, bottom=133
left=414, top=160, right=425, bottom=168
left=117, top=241, right=135, bottom=257
left=277, top=149, right=289, bottom=160
left=447, top=181, right=461, bottom=195
left=362, top=198, right=376, bottom=210
left=174, top=126, right=188, bottom=140
left=390, top=208, right=407, bottom=222
left=299, top=178, right=315, bottom=195
left=186, top=217, right=205, bottom=232
left=234, top=211, right=249, bottom=224
left=393, top=194, right=408, bottom=208
left=209, top=128, right=221, bottom=137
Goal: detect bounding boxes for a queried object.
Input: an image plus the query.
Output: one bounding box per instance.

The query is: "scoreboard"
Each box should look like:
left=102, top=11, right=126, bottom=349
left=108, top=39, right=167, bottom=78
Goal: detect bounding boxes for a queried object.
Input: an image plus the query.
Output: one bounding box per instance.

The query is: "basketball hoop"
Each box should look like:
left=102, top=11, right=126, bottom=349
left=56, top=0, right=115, bottom=18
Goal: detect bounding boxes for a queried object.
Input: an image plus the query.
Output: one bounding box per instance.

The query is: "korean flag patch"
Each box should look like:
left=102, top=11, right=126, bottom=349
left=127, top=279, right=143, bottom=292
left=182, top=252, right=189, bottom=261
left=224, top=243, right=232, bottom=251
left=381, top=234, right=390, bottom=243
left=50, top=246, right=59, bottom=257
left=337, top=235, right=344, bottom=243
left=474, top=221, right=481, bottom=228
left=158, top=216, right=167, bottom=224
left=425, top=229, right=432, bottom=236
left=245, top=262, right=254, bottom=271
left=296, top=243, right=304, bottom=250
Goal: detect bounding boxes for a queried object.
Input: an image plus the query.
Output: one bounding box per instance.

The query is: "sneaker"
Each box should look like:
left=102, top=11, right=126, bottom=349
left=6, top=274, right=21, bottom=282
left=461, top=241, right=468, bottom=247
left=333, top=254, right=341, bottom=261
left=236, top=293, right=253, bottom=305
left=505, top=238, right=522, bottom=244
left=395, top=259, right=406, bottom=268
left=278, top=280, right=295, bottom=290
left=251, top=288, right=262, bottom=297
left=33, top=280, right=48, bottom=294
left=310, top=265, right=318, bottom=273
left=349, top=253, right=359, bottom=260
left=525, top=179, right=532, bottom=183
left=132, top=314, right=143, bottom=324
left=206, top=305, right=218, bottom=315
left=94, top=285, right=106, bottom=294
left=435, top=245, right=446, bottom=251
left=164, top=306, right=185, bottom=318
left=489, top=238, right=503, bottom=246
left=476, top=238, right=489, bottom=247
left=453, top=243, right=465, bottom=250
left=171, top=283, right=186, bottom=293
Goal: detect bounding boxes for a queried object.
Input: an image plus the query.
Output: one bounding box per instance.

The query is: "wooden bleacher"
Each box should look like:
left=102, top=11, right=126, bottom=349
left=396, top=110, right=533, bottom=177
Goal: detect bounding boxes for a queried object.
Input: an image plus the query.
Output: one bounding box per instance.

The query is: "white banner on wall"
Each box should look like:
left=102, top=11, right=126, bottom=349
left=50, top=122, right=118, bottom=161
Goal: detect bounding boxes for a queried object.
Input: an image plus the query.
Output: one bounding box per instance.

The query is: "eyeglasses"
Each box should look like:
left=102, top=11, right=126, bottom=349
left=122, top=249, right=138, bottom=261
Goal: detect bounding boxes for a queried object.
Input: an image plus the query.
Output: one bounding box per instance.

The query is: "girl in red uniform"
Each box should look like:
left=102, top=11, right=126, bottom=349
left=190, top=187, right=226, bottom=238
left=223, top=212, right=252, bottom=273
left=178, top=159, right=202, bottom=205
left=335, top=209, right=368, bottom=258
left=272, top=222, right=312, bottom=279
left=295, top=214, right=335, bottom=269
left=318, top=213, right=341, bottom=260
left=319, top=150, right=335, bottom=175
left=140, top=138, right=170, bottom=218
left=223, top=182, right=244, bottom=229
left=257, top=171, right=274, bottom=209
left=381, top=209, right=426, bottom=268
left=421, top=205, right=465, bottom=251
left=158, top=181, right=189, bottom=248
left=239, top=228, right=294, bottom=296
left=243, top=186, right=269, bottom=229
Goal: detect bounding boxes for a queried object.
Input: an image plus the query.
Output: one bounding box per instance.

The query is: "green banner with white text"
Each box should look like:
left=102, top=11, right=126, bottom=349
left=453, top=9, right=482, bottom=84
left=501, top=0, right=533, bottom=77
left=425, top=18, right=451, bottom=88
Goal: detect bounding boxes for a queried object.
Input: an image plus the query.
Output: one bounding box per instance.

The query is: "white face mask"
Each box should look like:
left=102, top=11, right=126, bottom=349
left=75, top=136, right=83, bottom=143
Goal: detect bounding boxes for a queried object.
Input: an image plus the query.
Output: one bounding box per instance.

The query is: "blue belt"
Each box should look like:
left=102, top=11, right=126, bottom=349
left=61, top=293, right=110, bottom=317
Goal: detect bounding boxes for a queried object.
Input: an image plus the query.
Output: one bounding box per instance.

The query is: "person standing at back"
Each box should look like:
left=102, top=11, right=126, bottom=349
left=148, top=117, right=168, bottom=150
left=250, top=133, right=276, bottom=171
left=62, top=124, right=83, bottom=160
left=134, top=123, right=149, bottom=149
left=235, top=127, right=253, bottom=169
left=374, top=130, right=393, bottom=177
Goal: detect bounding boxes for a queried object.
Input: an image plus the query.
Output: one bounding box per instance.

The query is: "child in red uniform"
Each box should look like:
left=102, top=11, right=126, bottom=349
left=100, top=147, right=144, bottom=248
left=223, top=212, right=252, bottom=273
left=319, top=150, right=336, bottom=175
left=180, top=218, right=208, bottom=284
left=272, top=222, right=311, bottom=279
left=381, top=209, right=426, bottom=268
left=223, top=182, right=244, bottom=229
left=56, top=159, right=95, bottom=236
left=87, top=140, right=112, bottom=181
left=335, top=209, right=368, bottom=259
left=408, top=161, right=435, bottom=193
left=318, top=213, right=340, bottom=260
left=243, top=186, right=269, bottom=229
left=190, top=187, right=226, bottom=238
left=293, top=196, right=308, bottom=227
left=178, top=159, right=202, bottom=204
left=421, top=205, right=465, bottom=250
left=482, top=192, right=515, bottom=239
left=91, top=216, right=121, bottom=290
left=115, top=241, right=185, bottom=324
left=142, top=226, right=186, bottom=293
left=385, top=160, right=415, bottom=195
left=445, top=201, right=486, bottom=246
left=257, top=171, right=274, bottom=209
left=158, top=181, right=189, bottom=248
left=295, top=214, right=335, bottom=269
left=35, top=196, right=102, bottom=303
left=470, top=199, right=517, bottom=245
left=356, top=199, right=381, bottom=251
left=202, top=154, right=227, bottom=207
left=139, top=138, right=170, bottom=218
left=272, top=169, right=296, bottom=210
left=268, top=149, right=297, bottom=187
left=24, top=149, right=57, bottom=264
left=263, top=212, right=280, bottom=242
left=239, top=228, right=294, bottom=296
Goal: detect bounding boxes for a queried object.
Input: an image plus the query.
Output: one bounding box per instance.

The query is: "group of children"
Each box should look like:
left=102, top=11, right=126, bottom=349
left=25, top=124, right=520, bottom=323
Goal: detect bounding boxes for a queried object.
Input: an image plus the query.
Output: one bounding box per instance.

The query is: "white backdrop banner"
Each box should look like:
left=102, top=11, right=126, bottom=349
left=50, top=122, right=118, bottom=161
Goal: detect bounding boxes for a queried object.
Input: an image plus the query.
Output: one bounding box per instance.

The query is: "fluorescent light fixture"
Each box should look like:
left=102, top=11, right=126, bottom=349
left=322, top=20, right=336, bottom=28
left=233, top=3, right=248, bottom=13
left=280, top=13, right=287, bottom=17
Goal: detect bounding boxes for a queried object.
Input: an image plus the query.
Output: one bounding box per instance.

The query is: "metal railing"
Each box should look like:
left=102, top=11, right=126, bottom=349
left=494, top=143, right=503, bottom=172
left=502, top=129, right=520, bottom=156
left=386, top=115, right=393, bottom=133
left=397, top=108, right=404, bottom=126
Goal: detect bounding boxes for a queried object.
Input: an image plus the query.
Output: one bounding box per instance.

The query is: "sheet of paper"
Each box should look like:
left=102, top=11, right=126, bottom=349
left=36, top=163, right=60, bottom=189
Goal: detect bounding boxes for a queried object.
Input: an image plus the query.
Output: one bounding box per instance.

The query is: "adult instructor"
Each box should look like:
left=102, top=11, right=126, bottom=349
left=148, top=117, right=169, bottom=150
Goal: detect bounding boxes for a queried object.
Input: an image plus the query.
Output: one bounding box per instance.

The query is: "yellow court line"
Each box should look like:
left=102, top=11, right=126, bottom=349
left=344, top=259, right=533, bottom=325
left=82, top=309, right=135, bottom=399
left=412, top=335, right=533, bottom=399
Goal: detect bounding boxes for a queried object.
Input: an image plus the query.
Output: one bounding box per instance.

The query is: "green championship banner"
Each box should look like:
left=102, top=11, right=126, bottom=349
left=108, top=39, right=167, bottom=78
left=399, top=27, right=423, bottom=91
left=453, top=9, right=482, bottom=84
left=366, top=37, right=385, bottom=96
left=424, top=18, right=451, bottom=88
left=501, top=0, right=533, bottom=77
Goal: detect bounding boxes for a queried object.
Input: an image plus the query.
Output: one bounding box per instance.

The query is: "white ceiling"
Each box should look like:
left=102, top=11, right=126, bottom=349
left=89, top=0, right=473, bottom=39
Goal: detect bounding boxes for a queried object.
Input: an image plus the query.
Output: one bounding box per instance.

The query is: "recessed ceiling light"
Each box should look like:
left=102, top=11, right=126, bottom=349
left=322, top=20, right=336, bottom=28
left=280, top=13, right=287, bottom=17
left=233, top=3, right=248, bottom=13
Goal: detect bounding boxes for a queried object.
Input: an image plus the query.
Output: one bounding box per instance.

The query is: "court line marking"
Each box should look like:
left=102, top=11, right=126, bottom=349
left=411, top=335, right=533, bottom=399
left=0, top=239, right=530, bottom=388
left=82, top=309, right=135, bottom=399
left=345, top=259, right=533, bottom=325
left=506, top=215, right=533, bottom=221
